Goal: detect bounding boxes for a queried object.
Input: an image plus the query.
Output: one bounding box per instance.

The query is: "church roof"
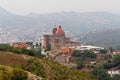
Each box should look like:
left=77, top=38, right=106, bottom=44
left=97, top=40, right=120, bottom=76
left=55, top=26, right=65, bottom=36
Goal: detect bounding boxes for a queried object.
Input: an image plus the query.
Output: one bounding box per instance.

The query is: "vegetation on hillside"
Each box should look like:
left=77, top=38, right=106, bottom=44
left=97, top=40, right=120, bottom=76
left=79, top=29, right=120, bottom=48
left=0, top=65, right=28, bottom=80
left=0, top=50, right=97, bottom=80
left=92, top=67, right=111, bottom=80
left=21, top=58, right=96, bottom=80
left=3, top=44, right=120, bottom=80
left=104, top=54, right=120, bottom=69
left=0, top=44, right=41, bottom=56
left=72, top=50, right=97, bottom=59
left=72, top=50, right=97, bottom=69
left=92, top=66, right=120, bottom=80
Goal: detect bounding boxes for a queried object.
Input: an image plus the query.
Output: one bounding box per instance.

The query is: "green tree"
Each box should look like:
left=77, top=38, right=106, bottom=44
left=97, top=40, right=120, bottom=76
left=113, top=54, right=120, bottom=66
left=104, top=54, right=120, bottom=69
left=103, top=60, right=114, bottom=69
left=92, top=67, right=111, bottom=80
left=72, top=50, right=82, bottom=57
left=100, top=49, right=107, bottom=54
left=112, top=74, right=120, bottom=80
left=34, top=48, right=41, bottom=56
left=76, top=61, right=84, bottom=69
left=83, top=50, right=97, bottom=58
left=40, top=42, right=42, bottom=48
left=45, top=44, right=51, bottom=51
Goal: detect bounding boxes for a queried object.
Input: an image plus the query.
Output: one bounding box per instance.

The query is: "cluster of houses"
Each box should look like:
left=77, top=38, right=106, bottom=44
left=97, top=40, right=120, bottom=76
left=11, top=42, right=41, bottom=49
left=10, top=41, right=120, bottom=76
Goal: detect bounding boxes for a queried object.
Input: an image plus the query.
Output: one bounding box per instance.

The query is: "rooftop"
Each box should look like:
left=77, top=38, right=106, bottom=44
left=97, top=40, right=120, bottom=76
left=55, top=26, right=65, bottom=36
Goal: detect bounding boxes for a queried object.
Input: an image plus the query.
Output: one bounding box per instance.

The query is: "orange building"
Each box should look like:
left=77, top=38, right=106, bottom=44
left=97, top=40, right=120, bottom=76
left=61, top=47, right=75, bottom=56
left=12, top=42, right=30, bottom=49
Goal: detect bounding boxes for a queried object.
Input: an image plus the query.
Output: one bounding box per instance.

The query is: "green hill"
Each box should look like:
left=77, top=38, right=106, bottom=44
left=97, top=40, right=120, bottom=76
left=0, top=51, right=97, bottom=80
left=79, top=28, right=120, bottom=49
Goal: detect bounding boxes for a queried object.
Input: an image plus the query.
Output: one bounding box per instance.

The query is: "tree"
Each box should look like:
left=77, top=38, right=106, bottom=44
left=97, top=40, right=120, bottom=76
left=40, top=42, right=42, bottom=47
left=83, top=50, right=97, bottom=58
left=113, top=54, right=120, bottom=66
left=45, top=44, right=51, bottom=51
left=103, top=60, right=114, bottom=69
left=34, top=48, right=41, bottom=56
left=100, top=49, right=107, bottom=54
left=76, top=61, right=84, bottom=69
left=112, top=74, right=120, bottom=80
left=92, top=67, right=111, bottom=80
left=104, top=54, right=120, bottom=69
left=72, top=50, right=82, bottom=57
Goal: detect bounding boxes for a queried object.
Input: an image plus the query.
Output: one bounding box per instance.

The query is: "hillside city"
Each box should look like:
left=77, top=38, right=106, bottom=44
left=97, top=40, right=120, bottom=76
left=1, top=5, right=120, bottom=80
left=0, top=25, right=120, bottom=80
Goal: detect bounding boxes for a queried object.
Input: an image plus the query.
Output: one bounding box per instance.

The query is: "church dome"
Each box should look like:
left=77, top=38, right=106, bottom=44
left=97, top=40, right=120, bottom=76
left=55, top=26, right=65, bottom=36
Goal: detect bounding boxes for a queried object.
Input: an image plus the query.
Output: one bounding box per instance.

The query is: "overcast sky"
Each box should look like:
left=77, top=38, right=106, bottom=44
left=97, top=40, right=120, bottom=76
left=0, top=0, right=120, bottom=15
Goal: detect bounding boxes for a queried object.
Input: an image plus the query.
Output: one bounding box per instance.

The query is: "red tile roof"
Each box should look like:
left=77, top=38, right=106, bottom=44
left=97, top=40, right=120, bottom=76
left=12, top=42, right=30, bottom=49
left=55, top=26, right=65, bottom=36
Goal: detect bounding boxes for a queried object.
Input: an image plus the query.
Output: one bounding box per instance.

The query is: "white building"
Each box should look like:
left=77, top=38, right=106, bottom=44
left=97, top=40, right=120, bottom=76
left=108, top=70, right=120, bottom=76
left=75, top=45, right=104, bottom=51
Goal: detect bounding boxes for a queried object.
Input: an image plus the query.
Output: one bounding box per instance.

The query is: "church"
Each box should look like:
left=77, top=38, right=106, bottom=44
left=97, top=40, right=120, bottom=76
left=43, top=26, right=80, bottom=52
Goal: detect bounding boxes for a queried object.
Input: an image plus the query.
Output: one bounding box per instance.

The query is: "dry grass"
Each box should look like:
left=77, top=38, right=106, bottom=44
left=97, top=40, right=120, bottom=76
left=0, top=51, right=28, bottom=67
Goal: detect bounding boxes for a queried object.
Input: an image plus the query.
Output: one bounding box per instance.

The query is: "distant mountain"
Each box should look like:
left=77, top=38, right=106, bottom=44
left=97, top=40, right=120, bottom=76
left=0, top=6, right=120, bottom=33
left=78, top=28, right=120, bottom=48
left=0, top=7, right=37, bottom=28
left=0, top=7, right=12, bottom=15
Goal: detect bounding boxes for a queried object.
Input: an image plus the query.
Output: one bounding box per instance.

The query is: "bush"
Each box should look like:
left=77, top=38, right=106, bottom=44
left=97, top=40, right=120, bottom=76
left=0, top=44, right=35, bottom=56
left=33, top=49, right=41, bottom=56
left=104, top=54, right=120, bottom=69
left=92, top=67, right=111, bottom=80
left=0, top=66, right=11, bottom=80
left=76, top=61, right=84, bottom=69
left=24, top=58, right=47, bottom=78
left=11, top=67, right=28, bottom=80
left=0, top=65, right=28, bottom=80
left=112, top=74, right=120, bottom=80
left=99, top=49, right=107, bottom=54
left=72, top=50, right=82, bottom=57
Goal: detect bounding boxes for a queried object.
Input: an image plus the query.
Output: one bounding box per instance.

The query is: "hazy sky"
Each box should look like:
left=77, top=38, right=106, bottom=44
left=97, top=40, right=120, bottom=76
left=0, top=0, right=120, bottom=15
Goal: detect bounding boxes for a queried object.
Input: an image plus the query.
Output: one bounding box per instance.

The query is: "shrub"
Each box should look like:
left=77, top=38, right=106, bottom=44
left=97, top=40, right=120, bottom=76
left=72, top=50, right=82, bottom=57
left=92, top=67, right=111, bottom=80
left=0, top=66, right=11, bottom=80
left=11, top=67, right=28, bottom=80
left=76, top=61, right=84, bottom=69
left=25, top=58, right=47, bottom=78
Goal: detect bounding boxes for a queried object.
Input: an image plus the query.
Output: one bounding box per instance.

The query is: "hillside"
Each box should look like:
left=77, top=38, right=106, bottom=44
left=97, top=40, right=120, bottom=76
left=0, top=64, right=43, bottom=80
left=78, top=28, right=120, bottom=48
left=0, top=51, right=97, bottom=80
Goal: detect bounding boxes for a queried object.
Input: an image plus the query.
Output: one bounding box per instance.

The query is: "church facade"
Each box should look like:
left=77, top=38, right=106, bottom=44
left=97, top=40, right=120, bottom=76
left=43, top=26, right=80, bottom=52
